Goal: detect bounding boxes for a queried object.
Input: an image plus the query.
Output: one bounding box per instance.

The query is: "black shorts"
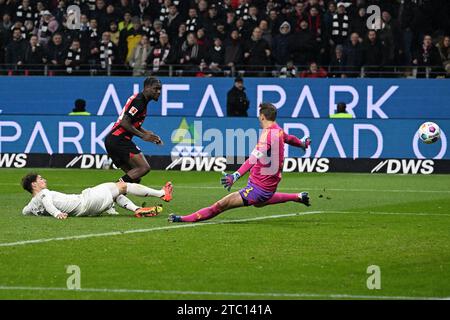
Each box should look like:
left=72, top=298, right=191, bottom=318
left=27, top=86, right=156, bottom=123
left=105, top=134, right=141, bottom=168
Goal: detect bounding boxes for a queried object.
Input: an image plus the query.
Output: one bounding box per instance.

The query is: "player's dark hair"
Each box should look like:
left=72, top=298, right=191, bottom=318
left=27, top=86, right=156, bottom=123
left=259, top=103, right=277, bottom=121
left=144, top=77, right=161, bottom=88
left=21, top=172, right=39, bottom=193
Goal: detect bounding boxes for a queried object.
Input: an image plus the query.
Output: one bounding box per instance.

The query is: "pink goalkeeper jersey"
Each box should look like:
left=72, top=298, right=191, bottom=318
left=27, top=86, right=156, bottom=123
left=247, top=123, right=286, bottom=192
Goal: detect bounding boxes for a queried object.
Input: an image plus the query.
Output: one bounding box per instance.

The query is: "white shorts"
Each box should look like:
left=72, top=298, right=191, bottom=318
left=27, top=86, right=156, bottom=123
left=76, top=184, right=115, bottom=216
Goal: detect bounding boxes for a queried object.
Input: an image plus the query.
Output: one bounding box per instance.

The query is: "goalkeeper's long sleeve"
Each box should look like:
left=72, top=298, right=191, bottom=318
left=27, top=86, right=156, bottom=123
left=283, top=133, right=304, bottom=148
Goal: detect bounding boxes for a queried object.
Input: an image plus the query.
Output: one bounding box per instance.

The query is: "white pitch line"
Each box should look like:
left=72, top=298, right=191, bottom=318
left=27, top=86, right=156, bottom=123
left=333, top=211, right=450, bottom=217
left=0, top=211, right=324, bottom=248
left=0, top=285, right=447, bottom=300
left=1, top=210, right=449, bottom=248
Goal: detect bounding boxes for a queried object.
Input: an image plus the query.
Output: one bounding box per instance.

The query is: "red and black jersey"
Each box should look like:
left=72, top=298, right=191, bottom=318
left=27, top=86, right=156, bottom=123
left=109, top=92, right=150, bottom=140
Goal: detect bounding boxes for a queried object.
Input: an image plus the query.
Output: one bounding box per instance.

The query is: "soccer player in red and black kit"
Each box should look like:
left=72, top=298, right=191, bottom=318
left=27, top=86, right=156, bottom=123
left=105, top=77, right=173, bottom=207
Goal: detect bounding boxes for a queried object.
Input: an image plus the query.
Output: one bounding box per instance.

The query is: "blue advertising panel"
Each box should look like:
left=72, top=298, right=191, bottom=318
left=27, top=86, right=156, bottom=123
left=1, top=77, right=450, bottom=119
left=0, top=116, right=448, bottom=159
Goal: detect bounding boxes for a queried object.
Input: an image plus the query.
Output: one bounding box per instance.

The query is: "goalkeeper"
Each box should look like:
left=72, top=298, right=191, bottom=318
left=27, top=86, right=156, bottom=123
left=169, top=103, right=311, bottom=223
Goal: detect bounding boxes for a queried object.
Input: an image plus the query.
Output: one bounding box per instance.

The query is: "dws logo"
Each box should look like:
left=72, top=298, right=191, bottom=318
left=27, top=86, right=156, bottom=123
left=283, top=158, right=330, bottom=173
left=0, top=153, right=27, bottom=168
left=371, top=159, right=434, bottom=174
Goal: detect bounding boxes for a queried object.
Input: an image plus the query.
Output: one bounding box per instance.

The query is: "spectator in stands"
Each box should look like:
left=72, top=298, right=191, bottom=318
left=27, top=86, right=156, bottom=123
left=378, top=11, right=402, bottom=73
left=349, top=6, right=367, bottom=42
left=437, top=35, right=450, bottom=72
left=204, top=4, right=223, bottom=37
left=37, top=10, right=58, bottom=46
left=147, top=32, right=172, bottom=75
left=109, top=21, right=120, bottom=46
left=69, top=99, right=91, bottom=116
left=243, top=26, right=271, bottom=76
left=245, top=5, right=260, bottom=33
left=329, top=44, right=346, bottom=78
left=178, top=32, right=203, bottom=76
left=1, top=13, right=13, bottom=35
left=268, top=9, right=281, bottom=36
left=259, top=19, right=272, bottom=46
left=98, top=31, right=117, bottom=74
left=46, top=33, right=66, bottom=75
left=207, top=37, right=225, bottom=73
left=300, top=61, right=327, bottom=78
left=291, top=2, right=306, bottom=33
left=105, top=5, right=119, bottom=28
left=186, top=7, right=202, bottom=33
left=116, top=0, right=133, bottom=21
left=279, top=60, right=298, bottom=78
left=65, top=39, right=85, bottom=75
left=322, top=1, right=337, bottom=39
left=119, top=16, right=144, bottom=65
left=23, top=20, right=35, bottom=40
left=15, top=0, right=34, bottom=24
left=129, top=34, right=150, bottom=76
left=288, top=20, right=315, bottom=67
left=24, top=34, right=46, bottom=74
left=214, top=22, right=228, bottom=42
left=134, top=0, right=152, bottom=21
left=413, top=34, right=442, bottom=78
left=362, top=30, right=384, bottom=77
left=224, top=29, right=244, bottom=71
left=272, top=21, right=291, bottom=66
left=196, top=27, right=210, bottom=54
left=165, top=3, right=183, bottom=40
left=330, top=102, right=353, bottom=119
left=91, top=0, right=108, bottom=34
left=118, top=11, right=133, bottom=32
left=330, top=2, right=349, bottom=46
left=171, top=22, right=187, bottom=52
left=345, top=32, right=364, bottom=77
left=5, top=28, right=27, bottom=74
left=227, top=76, right=250, bottom=117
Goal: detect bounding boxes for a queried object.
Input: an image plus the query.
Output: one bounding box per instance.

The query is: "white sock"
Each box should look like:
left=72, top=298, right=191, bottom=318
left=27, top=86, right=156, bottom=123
left=115, top=194, right=139, bottom=212
left=126, top=183, right=164, bottom=198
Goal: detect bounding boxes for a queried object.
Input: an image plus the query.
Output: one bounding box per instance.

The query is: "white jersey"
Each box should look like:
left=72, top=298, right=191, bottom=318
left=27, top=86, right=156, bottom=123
left=22, top=185, right=115, bottom=218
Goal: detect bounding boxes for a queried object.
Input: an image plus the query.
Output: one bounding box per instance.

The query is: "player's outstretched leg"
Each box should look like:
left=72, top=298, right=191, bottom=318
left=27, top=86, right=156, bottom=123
left=125, top=182, right=173, bottom=202
left=169, top=192, right=244, bottom=223
left=256, top=192, right=310, bottom=207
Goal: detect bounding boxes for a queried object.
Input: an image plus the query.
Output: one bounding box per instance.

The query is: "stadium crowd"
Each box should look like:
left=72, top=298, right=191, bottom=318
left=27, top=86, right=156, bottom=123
left=1, top=0, right=449, bottom=77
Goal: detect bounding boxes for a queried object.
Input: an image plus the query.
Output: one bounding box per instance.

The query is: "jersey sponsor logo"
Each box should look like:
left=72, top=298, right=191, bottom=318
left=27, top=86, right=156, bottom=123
left=283, top=158, right=330, bottom=173
left=371, top=159, right=434, bottom=174
left=251, top=149, right=264, bottom=159
left=0, top=153, right=27, bottom=168
left=129, top=106, right=138, bottom=116
left=165, top=156, right=227, bottom=172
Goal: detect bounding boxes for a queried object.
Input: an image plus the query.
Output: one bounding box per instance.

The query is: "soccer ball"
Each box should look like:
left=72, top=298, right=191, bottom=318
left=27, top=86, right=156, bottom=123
left=418, top=122, right=441, bottom=144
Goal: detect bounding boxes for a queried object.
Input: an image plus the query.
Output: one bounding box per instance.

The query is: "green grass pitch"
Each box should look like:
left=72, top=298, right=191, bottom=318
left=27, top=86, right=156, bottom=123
left=0, top=168, right=449, bottom=299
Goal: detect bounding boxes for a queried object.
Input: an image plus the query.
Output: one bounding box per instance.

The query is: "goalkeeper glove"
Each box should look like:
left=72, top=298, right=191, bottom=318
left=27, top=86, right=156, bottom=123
left=220, top=171, right=240, bottom=191
left=300, top=136, right=311, bottom=151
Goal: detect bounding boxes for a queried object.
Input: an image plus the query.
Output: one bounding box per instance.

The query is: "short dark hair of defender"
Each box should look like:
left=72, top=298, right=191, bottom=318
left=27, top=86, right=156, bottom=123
left=144, top=77, right=162, bottom=88
left=259, top=103, right=277, bottom=121
left=21, top=172, right=39, bottom=193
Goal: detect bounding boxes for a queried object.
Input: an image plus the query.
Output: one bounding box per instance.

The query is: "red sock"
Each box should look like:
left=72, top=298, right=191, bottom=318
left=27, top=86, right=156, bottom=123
left=181, top=202, right=223, bottom=222
left=264, top=193, right=299, bottom=205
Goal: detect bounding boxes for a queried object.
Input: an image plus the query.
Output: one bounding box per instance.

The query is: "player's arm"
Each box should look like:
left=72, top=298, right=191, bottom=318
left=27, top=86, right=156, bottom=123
left=283, top=132, right=311, bottom=151
left=120, top=114, right=162, bottom=144
left=39, top=190, right=68, bottom=220
left=221, top=131, right=270, bottom=191
left=139, top=127, right=163, bottom=145
left=22, top=203, right=36, bottom=216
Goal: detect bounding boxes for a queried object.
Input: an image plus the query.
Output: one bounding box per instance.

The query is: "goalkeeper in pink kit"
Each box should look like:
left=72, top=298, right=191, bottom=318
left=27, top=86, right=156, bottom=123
left=168, top=103, right=311, bottom=223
